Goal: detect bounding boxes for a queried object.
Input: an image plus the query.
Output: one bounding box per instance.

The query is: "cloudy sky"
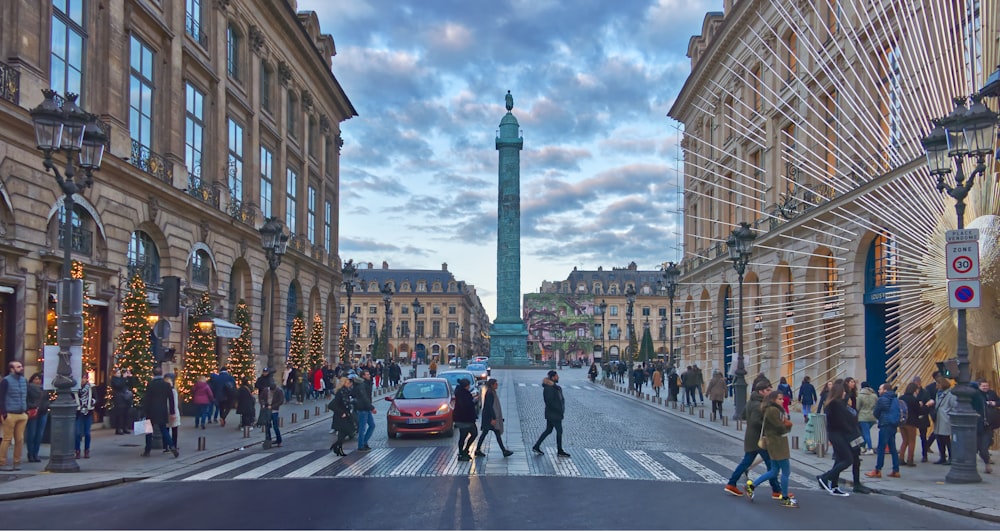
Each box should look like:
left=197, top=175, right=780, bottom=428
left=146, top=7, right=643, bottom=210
left=300, top=0, right=722, bottom=319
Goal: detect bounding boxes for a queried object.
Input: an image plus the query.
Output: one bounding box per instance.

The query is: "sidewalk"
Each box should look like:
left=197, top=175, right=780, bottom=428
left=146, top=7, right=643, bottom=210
left=599, top=378, right=1000, bottom=523
left=0, top=384, right=399, bottom=501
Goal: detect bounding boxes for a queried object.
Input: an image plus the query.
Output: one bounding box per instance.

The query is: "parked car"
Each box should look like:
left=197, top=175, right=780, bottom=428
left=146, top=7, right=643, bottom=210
left=385, top=378, right=454, bottom=439
left=465, top=363, right=490, bottom=381
left=438, top=370, right=481, bottom=410
left=570, top=360, right=583, bottom=368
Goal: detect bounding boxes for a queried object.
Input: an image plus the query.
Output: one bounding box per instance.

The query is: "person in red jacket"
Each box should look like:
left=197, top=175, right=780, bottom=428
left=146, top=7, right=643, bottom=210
left=191, top=375, right=215, bottom=429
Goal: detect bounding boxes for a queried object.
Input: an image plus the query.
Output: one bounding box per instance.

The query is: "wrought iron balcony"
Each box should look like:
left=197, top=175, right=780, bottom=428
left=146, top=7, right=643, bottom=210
left=186, top=178, right=220, bottom=208
left=227, top=197, right=256, bottom=225
left=58, top=226, right=92, bottom=255
left=130, top=140, right=173, bottom=184
left=0, top=60, right=19, bottom=104
left=127, top=260, right=160, bottom=287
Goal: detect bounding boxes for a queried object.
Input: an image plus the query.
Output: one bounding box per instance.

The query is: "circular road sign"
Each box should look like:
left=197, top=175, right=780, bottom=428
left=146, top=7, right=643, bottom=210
left=952, top=256, right=974, bottom=274
left=955, top=285, right=975, bottom=303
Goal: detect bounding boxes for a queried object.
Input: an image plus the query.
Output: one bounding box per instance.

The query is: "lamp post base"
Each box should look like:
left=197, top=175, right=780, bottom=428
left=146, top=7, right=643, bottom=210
left=946, top=387, right=983, bottom=484
left=732, top=371, right=748, bottom=421
left=44, top=392, right=80, bottom=473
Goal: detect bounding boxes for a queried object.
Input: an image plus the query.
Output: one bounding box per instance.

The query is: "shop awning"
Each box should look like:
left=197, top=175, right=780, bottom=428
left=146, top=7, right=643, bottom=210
left=212, top=318, right=243, bottom=339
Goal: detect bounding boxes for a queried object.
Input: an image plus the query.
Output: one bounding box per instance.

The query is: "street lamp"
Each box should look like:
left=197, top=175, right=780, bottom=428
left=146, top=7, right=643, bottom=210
left=599, top=299, right=608, bottom=366
left=411, top=297, right=422, bottom=363
left=662, top=261, right=680, bottom=369
left=259, top=217, right=289, bottom=372
left=920, top=76, right=999, bottom=484
left=348, top=310, right=360, bottom=362
left=341, top=259, right=357, bottom=365
left=625, top=285, right=636, bottom=362
left=31, top=90, right=106, bottom=473
left=381, top=282, right=393, bottom=364
left=728, top=221, right=757, bottom=420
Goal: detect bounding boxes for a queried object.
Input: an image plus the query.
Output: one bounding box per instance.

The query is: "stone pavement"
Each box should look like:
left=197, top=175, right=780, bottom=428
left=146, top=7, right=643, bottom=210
left=0, top=384, right=399, bottom=501
left=601, top=377, right=1000, bottom=523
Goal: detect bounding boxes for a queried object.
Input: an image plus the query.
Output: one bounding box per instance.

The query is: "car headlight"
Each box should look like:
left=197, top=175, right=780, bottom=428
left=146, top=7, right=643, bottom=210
left=388, top=403, right=400, bottom=416
left=436, top=403, right=451, bottom=416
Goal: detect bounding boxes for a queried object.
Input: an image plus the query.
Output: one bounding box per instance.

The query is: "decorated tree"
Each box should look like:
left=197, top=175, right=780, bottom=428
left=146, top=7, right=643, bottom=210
left=228, top=300, right=256, bottom=387
left=111, top=274, right=153, bottom=405
left=374, top=327, right=389, bottom=361
left=338, top=322, right=348, bottom=364
left=287, top=312, right=308, bottom=371
left=178, top=292, right=216, bottom=402
left=71, top=260, right=99, bottom=373
left=307, top=313, right=325, bottom=370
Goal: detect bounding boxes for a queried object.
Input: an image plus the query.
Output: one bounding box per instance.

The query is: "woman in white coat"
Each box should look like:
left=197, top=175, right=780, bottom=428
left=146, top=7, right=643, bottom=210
left=163, top=373, right=182, bottom=451
left=931, top=378, right=957, bottom=465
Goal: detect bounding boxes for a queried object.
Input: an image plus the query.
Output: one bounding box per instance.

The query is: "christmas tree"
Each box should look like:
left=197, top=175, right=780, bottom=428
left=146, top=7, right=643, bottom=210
left=178, top=292, right=217, bottom=402
left=111, top=274, right=153, bottom=406
left=338, top=322, right=348, bottom=364
left=287, top=312, right=308, bottom=371
left=228, top=300, right=256, bottom=388
left=71, top=260, right=99, bottom=373
left=375, top=327, right=389, bottom=361
left=308, top=313, right=325, bottom=369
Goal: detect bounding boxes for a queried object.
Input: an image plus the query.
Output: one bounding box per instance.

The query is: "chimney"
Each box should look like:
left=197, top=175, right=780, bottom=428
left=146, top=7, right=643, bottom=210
left=442, top=263, right=448, bottom=271
left=382, top=261, right=389, bottom=270
left=367, top=262, right=373, bottom=269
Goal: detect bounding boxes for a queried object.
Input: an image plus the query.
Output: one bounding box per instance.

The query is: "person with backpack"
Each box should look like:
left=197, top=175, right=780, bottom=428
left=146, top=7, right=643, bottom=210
left=214, top=367, right=237, bottom=427
left=865, top=383, right=901, bottom=478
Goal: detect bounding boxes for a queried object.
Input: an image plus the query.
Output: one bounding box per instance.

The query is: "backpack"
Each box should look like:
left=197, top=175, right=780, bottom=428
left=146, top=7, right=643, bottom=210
left=897, top=398, right=908, bottom=425
left=883, top=396, right=901, bottom=426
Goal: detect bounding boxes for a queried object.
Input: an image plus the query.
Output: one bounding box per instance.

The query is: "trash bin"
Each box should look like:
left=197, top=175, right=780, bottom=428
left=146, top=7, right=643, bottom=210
left=804, top=413, right=827, bottom=453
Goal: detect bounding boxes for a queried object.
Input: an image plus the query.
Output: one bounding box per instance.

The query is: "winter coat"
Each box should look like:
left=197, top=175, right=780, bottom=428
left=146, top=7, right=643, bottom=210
left=191, top=381, right=215, bottom=405
left=330, top=387, right=354, bottom=433
left=825, top=398, right=861, bottom=438
left=652, top=370, right=663, bottom=389
left=742, top=391, right=767, bottom=453
left=934, top=389, right=957, bottom=436
left=692, top=367, right=704, bottom=387
left=269, top=388, right=284, bottom=412
left=26, top=381, right=50, bottom=415
left=480, top=387, right=504, bottom=434
left=872, top=390, right=899, bottom=429
left=168, top=386, right=181, bottom=428
left=798, top=382, right=817, bottom=406
left=541, top=378, right=565, bottom=421
left=142, top=377, right=176, bottom=426
left=900, top=393, right=923, bottom=427
left=857, top=387, right=878, bottom=423
left=760, top=402, right=792, bottom=460
left=453, top=385, right=478, bottom=423
left=351, top=378, right=373, bottom=412
left=111, top=376, right=134, bottom=408
left=236, top=385, right=255, bottom=418
left=706, top=374, right=727, bottom=402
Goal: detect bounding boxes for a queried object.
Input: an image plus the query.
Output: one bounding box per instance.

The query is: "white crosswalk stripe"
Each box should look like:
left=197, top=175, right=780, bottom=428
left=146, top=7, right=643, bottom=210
left=337, top=448, right=393, bottom=477
left=626, top=450, right=681, bottom=481
left=388, top=447, right=435, bottom=476
left=570, top=385, right=582, bottom=389
left=587, top=448, right=628, bottom=478
left=518, top=383, right=527, bottom=387
left=665, top=452, right=727, bottom=484
left=548, top=451, right=581, bottom=476
left=702, top=454, right=816, bottom=489
left=182, top=453, right=270, bottom=481
left=234, top=451, right=312, bottom=479
left=284, top=452, right=341, bottom=478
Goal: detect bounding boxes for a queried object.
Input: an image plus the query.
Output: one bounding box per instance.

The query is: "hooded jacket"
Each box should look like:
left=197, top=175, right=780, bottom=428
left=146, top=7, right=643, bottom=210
left=742, top=391, right=767, bottom=453
left=857, top=387, right=878, bottom=423
left=706, top=373, right=727, bottom=401
left=542, top=377, right=565, bottom=421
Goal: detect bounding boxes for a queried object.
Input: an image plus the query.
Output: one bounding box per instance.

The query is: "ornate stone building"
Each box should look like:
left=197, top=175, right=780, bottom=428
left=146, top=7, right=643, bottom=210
left=669, top=0, right=998, bottom=388
left=341, top=261, right=491, bottom=364
left=0, top=0, right=356, bottom=385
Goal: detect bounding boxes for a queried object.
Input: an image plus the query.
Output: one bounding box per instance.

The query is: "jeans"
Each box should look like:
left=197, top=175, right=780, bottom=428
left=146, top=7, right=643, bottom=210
left=209, top=402, right=219, bottom=421
left=74, top=412, right=93, bottom=451
left=802, top=404, right=813, bottom=419
left=822, top=431, right=854, bottom=488
left=696, top=386, right=704, bottom=402
left=711, top=400, right=723, bottom=418
left=356, top=410, right=375, bottom=449
left=859, top=421, right=875, bottom=450
left=476, top=425, right=508, bottom=452
left=534, top=418, right=564, bottom=451
left=145, top=423, right=175, bottom=452
left=25, top=413, right=48, bottom=459
left=875, top=425, right=899, bottom=471
left=753, top=457, right=790, bottom=497
left=196, top=404, right=212, bottom=427
left=684, top=387, right=697, bottom=406
left=268, top=411, right=282, bottom=444
left=727, top=449, right=780, bottom=492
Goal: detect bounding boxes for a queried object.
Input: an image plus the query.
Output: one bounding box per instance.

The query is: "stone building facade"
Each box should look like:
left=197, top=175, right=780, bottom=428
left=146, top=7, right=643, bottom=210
left=669, top=0, right=999, bottom=388
left=0, top=0, right=356, bottom=386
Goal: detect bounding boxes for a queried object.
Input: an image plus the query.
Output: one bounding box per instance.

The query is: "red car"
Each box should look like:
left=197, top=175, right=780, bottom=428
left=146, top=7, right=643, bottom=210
left=385, top=378, right=454, bottom=438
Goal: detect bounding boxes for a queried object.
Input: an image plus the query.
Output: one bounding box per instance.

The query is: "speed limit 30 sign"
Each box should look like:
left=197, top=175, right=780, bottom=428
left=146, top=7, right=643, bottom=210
left=945, top=241, right=979, bottom=279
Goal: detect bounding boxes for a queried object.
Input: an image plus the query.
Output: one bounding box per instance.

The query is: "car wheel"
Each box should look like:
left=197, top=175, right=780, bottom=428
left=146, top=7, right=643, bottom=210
left=387, top=429, right=396, bottom=439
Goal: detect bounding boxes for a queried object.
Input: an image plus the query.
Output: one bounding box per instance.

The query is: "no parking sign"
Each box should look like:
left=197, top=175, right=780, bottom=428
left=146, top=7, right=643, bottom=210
left=948, top=280, right=981, bottom=309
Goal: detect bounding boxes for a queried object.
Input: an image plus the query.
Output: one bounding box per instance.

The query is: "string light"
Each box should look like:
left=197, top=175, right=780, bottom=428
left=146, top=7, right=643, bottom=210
left=227, top=300, right=256, bottom=387
left=110, top=274, right=152, bottom=407
left=178, top=292, right=216, bottom=402
left=287, top=312, right=307, bottom=371
left=308, top=313, right=326, bottom=370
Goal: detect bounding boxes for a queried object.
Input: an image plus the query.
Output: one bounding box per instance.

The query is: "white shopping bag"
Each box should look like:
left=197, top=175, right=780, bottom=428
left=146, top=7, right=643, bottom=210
left=133, top=419, right=152, bottom=435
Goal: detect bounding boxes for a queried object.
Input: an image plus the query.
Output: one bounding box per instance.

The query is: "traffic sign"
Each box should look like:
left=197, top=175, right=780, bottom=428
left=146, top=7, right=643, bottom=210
left=946, top=228, right=980, bottom=243
left=945, top=241, right=980, bottom=279
left=948, top=280, right=981, bottom=308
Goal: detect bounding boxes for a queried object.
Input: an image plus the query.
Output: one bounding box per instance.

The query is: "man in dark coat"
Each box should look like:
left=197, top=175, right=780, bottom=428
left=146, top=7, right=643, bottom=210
left=142, top=366, right=178, bottom=457
left=532, top=370, right=569, bottom=457
left=213, top=366, right=237, bottom=427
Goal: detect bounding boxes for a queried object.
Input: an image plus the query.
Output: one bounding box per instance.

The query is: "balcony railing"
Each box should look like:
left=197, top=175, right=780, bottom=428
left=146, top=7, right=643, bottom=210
left=58, top=226, right=93, bottom=255
left=187, top=178, right=220, bottom=208
left=227, top=197, right=256, bottom=225
left=130, top=140, right=174, bottom=184
left=127, top=260, right=160, bottom=287
left=0, top=60, right=19, bottom=105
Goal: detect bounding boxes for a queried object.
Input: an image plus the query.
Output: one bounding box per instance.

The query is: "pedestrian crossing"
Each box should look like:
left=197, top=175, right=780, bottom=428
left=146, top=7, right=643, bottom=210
left=516, top=383, right=596, bottom=390
left=148, top=446, right=819, bottom=488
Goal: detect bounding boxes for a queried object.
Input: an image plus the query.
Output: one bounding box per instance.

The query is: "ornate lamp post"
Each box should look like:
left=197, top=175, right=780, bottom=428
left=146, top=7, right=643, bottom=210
left=381, top=282, right=393, bottom=364
left=259, top=217, right=289, bottom=373
left=411, top=297, right=422, bottom=364
left=662, top=262, right=680, bottom=368
left=625, top=285, right=636, bottom=361
left=599, top=299, right=608, bottom=366
left=341, top=260, right=357, bottom=365
left=30, top=90, right=106, bottom=473
left=920, top=77, right=999, bottom=484
left=728, top=222, right=757, bottom=420
left=348, top=310, right=360, bottom=363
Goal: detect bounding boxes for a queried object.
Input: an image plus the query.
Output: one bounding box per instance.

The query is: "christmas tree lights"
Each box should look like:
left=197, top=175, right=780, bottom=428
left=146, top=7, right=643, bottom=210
left=308, top=313, right=325, bottom=369
left=111, top=274, right=152, bottom=406
left=287, top=312, right=307, bottom=371
left=338, top=322, right=348, bottom=364
left=228, top=300, right=256, bottom=387
left=178, top=292, right=217, bottom=402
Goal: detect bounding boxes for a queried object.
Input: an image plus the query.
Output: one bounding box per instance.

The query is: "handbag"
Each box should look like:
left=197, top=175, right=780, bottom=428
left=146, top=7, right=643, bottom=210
left=756, top=421, right=767, bottom=449
left=27, top=407, right=38, bottom=419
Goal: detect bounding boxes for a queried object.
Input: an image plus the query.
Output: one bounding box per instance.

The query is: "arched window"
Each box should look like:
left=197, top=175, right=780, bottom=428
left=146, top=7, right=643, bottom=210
left=128, top=231, right=159, bottom=285
left=191, top=249, right=211, bottom=287
left=58, top=204, right=92, bottom=256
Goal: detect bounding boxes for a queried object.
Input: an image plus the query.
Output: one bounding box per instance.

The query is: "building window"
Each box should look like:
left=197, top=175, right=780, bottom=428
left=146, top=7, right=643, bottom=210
left=191, top=249, right=210, bottom=286
left=873, top=231, right=897, bottom=287
left=448, top=305, right=456, bottom=315
left=415, top=321, right=424, bottom=338
left=825, top=0, right=840, bottom=36
left=306, top=185, right=316, bottom=245
left=609, top=324, right=620, bottom=340
left=309, top=116, right=318, bottom=158
left=127, top=230, right=160, bottom=286
left=57, top=204, right=91, bottom=255
left=432, top=305, right=441, bottom=315
left=783, top=31, right=797, bottom=82
left=184, top=83, right=205, bottom=188
left=287, top=91, right=298, bottom=139
left=260, top=146, right=273, bottom=219
left=227, top=118, right=244, bottom=202
left=432, top=321, right=441, bottom=338
left=881, top=44, right=902, bottom=164
left=963, top=0, right=983, bottom=95
left=226, top=23, right=240, bottom=79
left=610, top=306, right=619, bottom=317
left=641, top=307, right=650, bottom=317
left=823, top=90, right=838, bottom=183
left=750, top=64, right=761, bottom=112
left=324, top=200, right=332, bottom=251
left=260, top=62, right=272, bottom=113
left=185, top=0, right=202, bottom=42
left=51, top=0, right=86, bottom=100
left=285, top=167, right=297, bottom=233
left=129, top=35, right=155, bottom=151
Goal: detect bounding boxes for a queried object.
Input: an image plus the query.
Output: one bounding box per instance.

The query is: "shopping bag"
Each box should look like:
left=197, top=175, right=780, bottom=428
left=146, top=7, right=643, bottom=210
left=133, top=419, right=147, bottom=435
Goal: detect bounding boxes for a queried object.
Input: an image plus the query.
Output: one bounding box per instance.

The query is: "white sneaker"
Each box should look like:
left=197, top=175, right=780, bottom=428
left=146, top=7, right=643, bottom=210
left=830, top=487, right=850, bottom=497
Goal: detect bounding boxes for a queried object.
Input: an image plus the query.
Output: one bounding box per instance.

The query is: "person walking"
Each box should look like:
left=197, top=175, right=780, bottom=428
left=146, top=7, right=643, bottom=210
left=329, top=377, right=354, bottom=456
left=706, top=370, right=727, bottom=421
left=237, top=379, right=256, bottom=429
left=453, top=378, right=479, bottom=461
left=532, top=370, right=569, bottom=457
left=816, top=381, right=855, bottom=496
left=267, top=382, right=283, bottom=447
left=865, top=384, right=901, bottom=478
left=476, top=378, right=513, bottom=457
left=976, top=381, right=999, bottom=474
left=817, top=380, right=833, bottom=415
left=352, top=369, right=375, bottom=452
left=931, top=377, right=957, bottom=464
left=110, top=369, right=134, bottom=434
left=214, top=366, right=236, bottom=427
left=745, top=390, right=797, bottom=507
left=24, top=373, right=49, bottom=463
left=162, top=373, right=181, bottom=450
left=428, top=359, right=438, bottom=378
left=898, top=382, right=923, bottom=467
left=651, top=366, right=663, bottom=398
left=919, top=373, right=939, bottom=461
left=723, top=380, right=782, bottom=498
left=74, top=373, right=96, bottom=459
left=798, top=376, right=818, bottom=423
left=191, top=375, right=215, bottom=429
left=856, top=382, right=878, bottom=454
left=777, top=377, right=793, bottom=414
left=141, top=366, right=178, bottom=458
left=693, top=365, right=705, bottom=405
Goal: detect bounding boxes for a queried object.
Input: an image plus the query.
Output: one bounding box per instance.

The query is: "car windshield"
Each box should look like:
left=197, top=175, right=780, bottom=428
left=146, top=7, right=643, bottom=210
left=439, top=372, right=475, bottom=389
left=397, top=381, right=449, bottom=400
left=467, top=364, right=486, bottom=372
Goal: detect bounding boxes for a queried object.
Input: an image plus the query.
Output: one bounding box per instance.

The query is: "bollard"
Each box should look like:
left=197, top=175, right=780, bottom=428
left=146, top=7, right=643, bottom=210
left=736, top=419, right=743, bottom=431
left=291, top=413, right=298, bottom=424
left=304, top=409, right=310, bottom=420
left=243, top=426, right=251, bottom=438
left=699, top=409, right=704, bottom=419
left=721, top=415, right=728, bottom=426
left=197, top=436, right=206, bottom=451
left=315, top=406, right=321, bottom=416
left=671, top=401, right=677, bottom=410
left=688, top=405, right=694, bottom=415
left=280, top=417, right=284, bottom=428
left=792, top=436, right=799, bottom=450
